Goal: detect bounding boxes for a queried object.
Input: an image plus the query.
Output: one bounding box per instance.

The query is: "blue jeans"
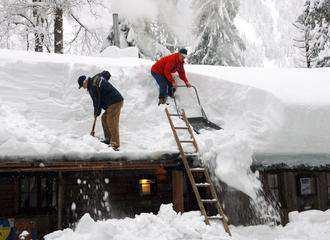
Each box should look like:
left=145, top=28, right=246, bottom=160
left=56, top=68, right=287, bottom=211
left=151, top=71, right=175, bottom=98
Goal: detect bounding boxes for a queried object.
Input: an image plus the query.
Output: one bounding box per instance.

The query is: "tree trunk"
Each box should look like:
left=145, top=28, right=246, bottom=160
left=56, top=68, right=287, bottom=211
left=54, top=8, right=63, bottom=54
left=33, top=0, right=44, bottom=52
left=305, top=32, right=311, bottom=68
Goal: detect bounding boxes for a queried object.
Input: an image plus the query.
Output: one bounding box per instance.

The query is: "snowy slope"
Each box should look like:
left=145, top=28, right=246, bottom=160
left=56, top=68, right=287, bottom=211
left=0, top=49, right=330, bottom=214
left=45, top=204, right=330, bottom=240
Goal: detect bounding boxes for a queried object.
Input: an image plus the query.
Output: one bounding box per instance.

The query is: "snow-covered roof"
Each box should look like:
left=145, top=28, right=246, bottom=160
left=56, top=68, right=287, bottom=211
left=252, top=153, right=330, bottom=171
left=1, top=49, right=330, bottom=201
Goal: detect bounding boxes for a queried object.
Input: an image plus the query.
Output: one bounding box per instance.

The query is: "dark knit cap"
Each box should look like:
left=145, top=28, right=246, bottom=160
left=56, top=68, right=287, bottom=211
left=78, top=75, right=86, bottom=89
left=179, top=48, right=188, bottom=55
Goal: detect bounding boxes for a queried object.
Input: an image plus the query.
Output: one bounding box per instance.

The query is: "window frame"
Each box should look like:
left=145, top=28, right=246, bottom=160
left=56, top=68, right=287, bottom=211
left=296, top=174, right=317, bottom=197
left=18, top=173, right=58, bottom=214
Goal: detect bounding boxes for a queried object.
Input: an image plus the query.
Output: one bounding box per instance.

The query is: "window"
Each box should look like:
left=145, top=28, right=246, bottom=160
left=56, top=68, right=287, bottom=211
left=139, top=179, right=152, bottom=195
left=19, top=174, right=57, bottom=212
left=267, top=174, right=279, bottom=201
left=20, top=176, right=38, bottom=209
left=327, top=173, right=330, bottom=206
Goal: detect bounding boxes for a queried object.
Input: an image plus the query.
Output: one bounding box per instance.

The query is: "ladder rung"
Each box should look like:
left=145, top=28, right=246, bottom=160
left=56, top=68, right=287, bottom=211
left=174, top=127, right=188, bottom=130
left=207, top=215, right=223, bottom=220
left=201, top=199, right=217, bottom=203
left=180, top=140, right=194, bottom=143
left=190, top=168, right=205, bottom=172
left=195, top=183, right=210, bottom=187
left=185, top=153, right=198, bottom=158
left=169, top=113, right=182, bottom=117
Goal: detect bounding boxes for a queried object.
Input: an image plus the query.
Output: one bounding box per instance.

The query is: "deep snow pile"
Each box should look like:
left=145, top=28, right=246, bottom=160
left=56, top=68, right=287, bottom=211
left=1, top=49, right=330, bottom=219
left=44, top=204, right=330, bottom=240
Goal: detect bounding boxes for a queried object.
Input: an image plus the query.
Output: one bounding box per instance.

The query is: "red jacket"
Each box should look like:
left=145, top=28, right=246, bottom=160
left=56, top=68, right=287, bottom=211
left=151, top=53, right=189, bottom=86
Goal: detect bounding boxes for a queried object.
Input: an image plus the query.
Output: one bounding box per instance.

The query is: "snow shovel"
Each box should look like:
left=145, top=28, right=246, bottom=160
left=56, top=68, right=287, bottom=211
left=90, top=117, right=110, bottom=145
left=90, top=116, right=97, bottom=137
left=173, top=85, right=222, bottom=134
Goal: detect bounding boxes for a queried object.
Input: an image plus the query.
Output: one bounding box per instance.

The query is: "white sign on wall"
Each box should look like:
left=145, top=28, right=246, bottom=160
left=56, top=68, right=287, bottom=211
left=300, top=177, right=312, bottom=195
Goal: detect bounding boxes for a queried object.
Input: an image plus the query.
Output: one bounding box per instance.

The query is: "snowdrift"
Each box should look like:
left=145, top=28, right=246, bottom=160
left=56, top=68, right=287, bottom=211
left=0, top=49, right=329, bottom=208
left=44, top=204, right=330, bottom=240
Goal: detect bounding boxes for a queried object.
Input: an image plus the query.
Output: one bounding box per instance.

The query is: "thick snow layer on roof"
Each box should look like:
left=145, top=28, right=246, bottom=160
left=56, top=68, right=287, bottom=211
left=188, top=65, right=330, bottom=105
left=253, top=153, right=330, bottom=170
left=0, top=49, right=329, bottom=213
left=44, top=204, right=330, bottom=240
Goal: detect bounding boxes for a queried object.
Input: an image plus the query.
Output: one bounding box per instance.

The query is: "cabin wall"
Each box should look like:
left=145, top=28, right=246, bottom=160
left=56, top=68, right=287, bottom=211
left=260, top=170, right=330, bottom=224
left=60, top=167, right=174, bottom=227
left=0, top=165, right=186, bottom=238
left=0, top=173, right=58, bottom=239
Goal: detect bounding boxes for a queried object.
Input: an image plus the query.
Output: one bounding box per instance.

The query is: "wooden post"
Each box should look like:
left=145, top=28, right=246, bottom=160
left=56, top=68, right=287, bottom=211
left=285, top=172, right=298, bottom=210
left=57, top=172, right=63, bottom=229
left=172, top=170, right=184, bottom=212
left=318, top=172, right=327, bottom=210
left=113, top=13, right=120, bottom=48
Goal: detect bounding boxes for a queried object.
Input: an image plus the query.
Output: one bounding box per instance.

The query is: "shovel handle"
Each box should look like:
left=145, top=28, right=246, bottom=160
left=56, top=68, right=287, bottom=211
left=90, top=116, right=97, bottom=137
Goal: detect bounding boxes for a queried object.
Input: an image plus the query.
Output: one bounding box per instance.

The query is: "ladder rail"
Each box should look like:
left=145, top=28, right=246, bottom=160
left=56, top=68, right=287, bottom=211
left=165, top=108, right=210, bottom=224
left=181, top=110, right=199, bottom=153
left=203, top=169, right=231, bottom=235
left=165, top=107, right=231, bottom=236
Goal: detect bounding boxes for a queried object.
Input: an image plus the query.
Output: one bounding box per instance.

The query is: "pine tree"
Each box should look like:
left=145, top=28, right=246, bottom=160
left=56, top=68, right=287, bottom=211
left=189, top=0, right=245, bottom=66
left=295, top=0, right=330, bottom=67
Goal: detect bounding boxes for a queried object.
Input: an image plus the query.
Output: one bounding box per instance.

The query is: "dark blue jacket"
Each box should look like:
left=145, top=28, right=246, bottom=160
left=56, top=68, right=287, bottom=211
left=87, top=76, right=123, bottom=116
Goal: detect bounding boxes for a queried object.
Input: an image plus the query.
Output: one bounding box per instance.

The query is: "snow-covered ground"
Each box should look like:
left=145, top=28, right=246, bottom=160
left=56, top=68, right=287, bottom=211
left=45, top=204, right=330, bottom=240
left=0, top=49, right=330, bottom=229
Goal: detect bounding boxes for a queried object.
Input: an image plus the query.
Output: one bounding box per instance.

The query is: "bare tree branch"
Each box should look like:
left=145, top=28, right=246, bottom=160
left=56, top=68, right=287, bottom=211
left=69, top=13, right=93, bottom=34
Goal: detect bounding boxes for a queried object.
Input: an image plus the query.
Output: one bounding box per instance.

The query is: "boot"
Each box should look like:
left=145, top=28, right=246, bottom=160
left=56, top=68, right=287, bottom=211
left=158, top=97, right=166, bottom=105
left=100, top=138, right=110, bottom=145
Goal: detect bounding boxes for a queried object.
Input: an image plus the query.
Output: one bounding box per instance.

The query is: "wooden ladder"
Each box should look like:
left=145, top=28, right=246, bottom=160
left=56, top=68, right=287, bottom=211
left=165, top=108, right=231, bottom=236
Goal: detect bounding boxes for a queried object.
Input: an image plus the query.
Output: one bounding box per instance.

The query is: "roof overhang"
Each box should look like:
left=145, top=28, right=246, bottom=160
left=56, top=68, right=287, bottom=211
left=252, top=153, right=330, bottom=171
left=0, top=152, right=182, bottom=173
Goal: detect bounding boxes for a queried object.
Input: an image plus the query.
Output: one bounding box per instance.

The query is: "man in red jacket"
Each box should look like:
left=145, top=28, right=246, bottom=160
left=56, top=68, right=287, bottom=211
left=151, top=48, right=192, bottom=105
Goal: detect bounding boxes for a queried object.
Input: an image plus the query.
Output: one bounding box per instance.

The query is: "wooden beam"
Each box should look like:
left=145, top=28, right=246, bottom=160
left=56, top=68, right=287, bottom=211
left=57, top=172, right=63, bottom=229
left=172, top=170, right=184, bottom=212
left=0, top=160, right=180, bottom=173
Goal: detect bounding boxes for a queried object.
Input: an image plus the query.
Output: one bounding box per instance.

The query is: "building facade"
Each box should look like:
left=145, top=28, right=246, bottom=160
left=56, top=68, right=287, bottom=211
left=0, top=153, right=198, bottom=239
left=252, top=153, right=330, bottom=224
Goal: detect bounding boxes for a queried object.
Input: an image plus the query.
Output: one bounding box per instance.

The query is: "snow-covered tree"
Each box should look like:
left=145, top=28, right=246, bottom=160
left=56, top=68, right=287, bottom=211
left=102, top=0, right=189, bottom=60
left=295, top=0, right=330, bottom=67
left=0, top=0, right=102, bottom=54
left=102, top=15, right=178, bottom=60
left=189, top=0, right=245, bottom=66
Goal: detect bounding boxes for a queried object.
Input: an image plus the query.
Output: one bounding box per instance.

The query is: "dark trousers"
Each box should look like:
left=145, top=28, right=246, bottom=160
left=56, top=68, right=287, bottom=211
left=151, top=71, right=175, bottom=98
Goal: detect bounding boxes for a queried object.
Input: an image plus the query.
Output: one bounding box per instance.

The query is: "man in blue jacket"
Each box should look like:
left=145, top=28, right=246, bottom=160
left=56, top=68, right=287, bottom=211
left=78, top=71, right=123, bottom=150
